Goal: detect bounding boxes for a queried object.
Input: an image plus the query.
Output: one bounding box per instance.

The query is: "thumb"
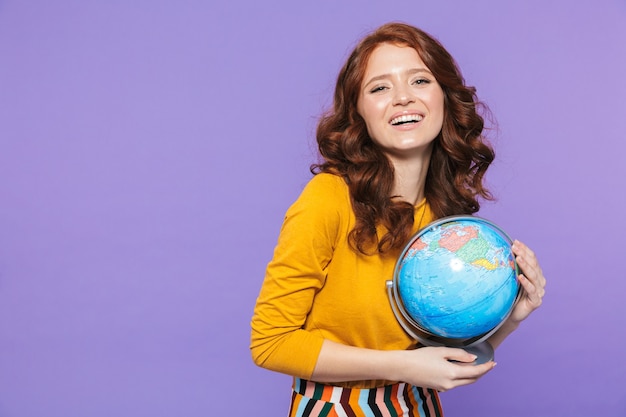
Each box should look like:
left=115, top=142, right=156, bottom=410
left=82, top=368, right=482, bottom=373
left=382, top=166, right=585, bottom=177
left=445, top=348, right=477, bottom=364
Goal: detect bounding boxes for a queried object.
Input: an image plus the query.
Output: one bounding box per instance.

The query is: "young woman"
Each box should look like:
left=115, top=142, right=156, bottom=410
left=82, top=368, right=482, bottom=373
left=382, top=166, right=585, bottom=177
left=251, top=22, right=546, bottom=417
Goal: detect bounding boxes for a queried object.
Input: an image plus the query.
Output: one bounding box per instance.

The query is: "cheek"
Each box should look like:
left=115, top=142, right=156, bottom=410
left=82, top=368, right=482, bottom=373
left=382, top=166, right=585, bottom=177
left=359, top=110, right=382, bottom=142
left=357, top=99, right=382, bottom=128
left=356, top=99, right=365, bottom=121
left=359, top=94, right=389, bottom=116
left=430, top=93, right=445, bottom=127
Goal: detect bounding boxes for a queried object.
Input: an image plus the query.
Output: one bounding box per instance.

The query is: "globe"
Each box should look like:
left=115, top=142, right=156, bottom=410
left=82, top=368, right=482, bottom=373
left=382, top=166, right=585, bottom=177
left=386, top=215, right=521, bottom=361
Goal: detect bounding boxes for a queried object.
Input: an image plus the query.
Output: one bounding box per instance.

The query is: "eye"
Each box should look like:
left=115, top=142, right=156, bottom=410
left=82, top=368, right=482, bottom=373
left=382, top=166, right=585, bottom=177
left=369, top=85, right=388, bottom=94
left=412, top=78, right=431, bottom=86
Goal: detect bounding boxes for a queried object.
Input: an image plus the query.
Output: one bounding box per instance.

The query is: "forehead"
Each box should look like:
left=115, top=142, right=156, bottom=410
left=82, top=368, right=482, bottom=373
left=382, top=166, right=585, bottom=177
left=363, top=43, right=428, bottom=76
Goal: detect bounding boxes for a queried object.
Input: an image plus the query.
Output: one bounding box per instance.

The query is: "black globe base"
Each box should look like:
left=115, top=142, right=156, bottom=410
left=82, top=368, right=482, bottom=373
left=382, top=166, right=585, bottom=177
left=462, top=341, right=494, bottom=365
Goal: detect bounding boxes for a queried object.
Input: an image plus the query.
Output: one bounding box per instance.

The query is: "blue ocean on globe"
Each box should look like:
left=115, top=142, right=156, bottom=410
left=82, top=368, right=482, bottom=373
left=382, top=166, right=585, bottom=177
left=397, top=218, right=519, bottom=340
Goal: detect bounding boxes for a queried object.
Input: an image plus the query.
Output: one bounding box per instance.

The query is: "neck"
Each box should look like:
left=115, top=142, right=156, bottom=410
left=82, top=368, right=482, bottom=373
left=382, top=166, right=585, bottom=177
left=387, top=149, right=432, bottom=205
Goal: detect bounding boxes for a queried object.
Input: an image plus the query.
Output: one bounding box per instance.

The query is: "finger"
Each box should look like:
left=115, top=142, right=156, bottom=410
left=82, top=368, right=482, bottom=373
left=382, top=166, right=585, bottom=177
left=512, top=240, right=535, bottom=259
left=518, top=274, right=541, bottom=300
left=513, top=242, right=542, bottom=275
left=518, top=255, right=546, bottom=290
left=517, top=258, right=539, bottom=285
left=443, top=348, right=478, bottom=364
left=451, top=361, right=497, bottom=379
left=518, top=273, right=546, bottom=309
left=446, top=376, right=485, bottom=390
left=513, top=244, right=538, bottom=270
left=515, top=249, right=545, bottom=288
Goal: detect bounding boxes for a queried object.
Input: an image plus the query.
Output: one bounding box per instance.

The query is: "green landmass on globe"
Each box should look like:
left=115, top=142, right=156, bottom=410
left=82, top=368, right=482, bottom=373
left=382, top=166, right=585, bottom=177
left=408, top=224, right=516, bottom=272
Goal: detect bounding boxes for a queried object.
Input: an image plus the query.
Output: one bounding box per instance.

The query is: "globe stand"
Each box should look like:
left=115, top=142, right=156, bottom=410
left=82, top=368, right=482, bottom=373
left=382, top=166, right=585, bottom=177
left=460, top=342, right=494, bottom=365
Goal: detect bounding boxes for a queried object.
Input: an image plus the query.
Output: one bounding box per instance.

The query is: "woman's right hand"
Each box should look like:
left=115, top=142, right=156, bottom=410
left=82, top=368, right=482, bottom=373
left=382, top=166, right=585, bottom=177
left=393, top=346, right=496, bottom=392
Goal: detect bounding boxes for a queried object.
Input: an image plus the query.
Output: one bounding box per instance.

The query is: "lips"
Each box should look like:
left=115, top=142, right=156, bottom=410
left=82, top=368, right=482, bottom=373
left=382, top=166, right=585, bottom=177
left=389, top=113, right=424, bottom=126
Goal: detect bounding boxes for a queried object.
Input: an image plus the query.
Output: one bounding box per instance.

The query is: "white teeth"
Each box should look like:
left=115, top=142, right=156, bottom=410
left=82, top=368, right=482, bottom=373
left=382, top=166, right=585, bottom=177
left=390, top=114, right=423, bottom=125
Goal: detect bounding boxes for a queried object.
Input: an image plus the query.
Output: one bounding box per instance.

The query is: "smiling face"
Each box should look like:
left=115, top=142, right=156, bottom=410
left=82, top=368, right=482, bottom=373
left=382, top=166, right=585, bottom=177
left=357, top=43, right=445, bottom=161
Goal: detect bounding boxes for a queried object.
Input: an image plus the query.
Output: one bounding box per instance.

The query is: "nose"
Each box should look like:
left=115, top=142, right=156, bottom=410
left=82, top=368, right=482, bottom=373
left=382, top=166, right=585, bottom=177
left=393, top=85, right=415, bottom=106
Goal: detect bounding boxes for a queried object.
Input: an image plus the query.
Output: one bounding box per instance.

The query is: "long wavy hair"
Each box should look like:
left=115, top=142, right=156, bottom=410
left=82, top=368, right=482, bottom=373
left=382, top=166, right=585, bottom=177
left=311, top=22, right=495, bottom=255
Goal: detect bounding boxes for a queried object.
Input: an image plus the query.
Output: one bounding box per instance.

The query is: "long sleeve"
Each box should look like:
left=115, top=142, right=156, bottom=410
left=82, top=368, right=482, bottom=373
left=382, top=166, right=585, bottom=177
left=250, top=174, right=346, bottom=378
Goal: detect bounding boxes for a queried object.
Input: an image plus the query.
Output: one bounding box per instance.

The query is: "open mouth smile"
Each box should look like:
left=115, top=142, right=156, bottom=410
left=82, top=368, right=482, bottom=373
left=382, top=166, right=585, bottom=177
left=389, top=114, right=424, bottom=126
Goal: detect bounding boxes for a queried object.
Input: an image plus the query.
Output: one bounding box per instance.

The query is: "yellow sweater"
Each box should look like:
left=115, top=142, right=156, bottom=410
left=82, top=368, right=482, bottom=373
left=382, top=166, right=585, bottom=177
left=250, top=173, right=434, bottom=388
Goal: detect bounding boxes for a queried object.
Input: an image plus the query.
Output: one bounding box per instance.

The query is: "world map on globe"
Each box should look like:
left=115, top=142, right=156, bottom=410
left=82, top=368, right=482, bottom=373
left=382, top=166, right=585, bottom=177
left=396, top=217, right=519, bottom=340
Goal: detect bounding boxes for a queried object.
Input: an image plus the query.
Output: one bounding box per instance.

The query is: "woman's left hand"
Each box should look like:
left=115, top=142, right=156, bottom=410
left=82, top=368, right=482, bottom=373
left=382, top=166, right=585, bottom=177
left=508, top=240, right=546, bottom=324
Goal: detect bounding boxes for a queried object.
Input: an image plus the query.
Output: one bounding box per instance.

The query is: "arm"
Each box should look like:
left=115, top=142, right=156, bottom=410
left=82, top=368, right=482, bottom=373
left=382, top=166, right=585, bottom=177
left=312, top=340, right=496, bottom=392
left=488, top=240, right=546, bottom=350
left=250, top=175, right=342, bottom=378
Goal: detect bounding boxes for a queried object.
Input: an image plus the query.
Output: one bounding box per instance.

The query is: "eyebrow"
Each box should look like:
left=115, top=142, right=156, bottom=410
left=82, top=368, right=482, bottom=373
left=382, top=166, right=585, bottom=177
left=363, top=68, right=433, bottom=87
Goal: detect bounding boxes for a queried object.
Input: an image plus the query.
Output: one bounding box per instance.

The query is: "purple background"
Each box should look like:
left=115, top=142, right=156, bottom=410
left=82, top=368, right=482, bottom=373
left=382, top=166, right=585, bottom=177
left=1, top=1, right=625, bottom=416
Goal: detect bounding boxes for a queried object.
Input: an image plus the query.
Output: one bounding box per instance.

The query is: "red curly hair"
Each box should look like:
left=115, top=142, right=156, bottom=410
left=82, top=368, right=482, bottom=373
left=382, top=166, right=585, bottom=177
left=311, top=22, right=495, bottom=254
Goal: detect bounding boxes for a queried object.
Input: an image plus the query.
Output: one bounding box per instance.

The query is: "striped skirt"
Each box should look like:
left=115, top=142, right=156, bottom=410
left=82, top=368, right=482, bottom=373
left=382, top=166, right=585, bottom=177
left=288, top=378, right=443, bottom=417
